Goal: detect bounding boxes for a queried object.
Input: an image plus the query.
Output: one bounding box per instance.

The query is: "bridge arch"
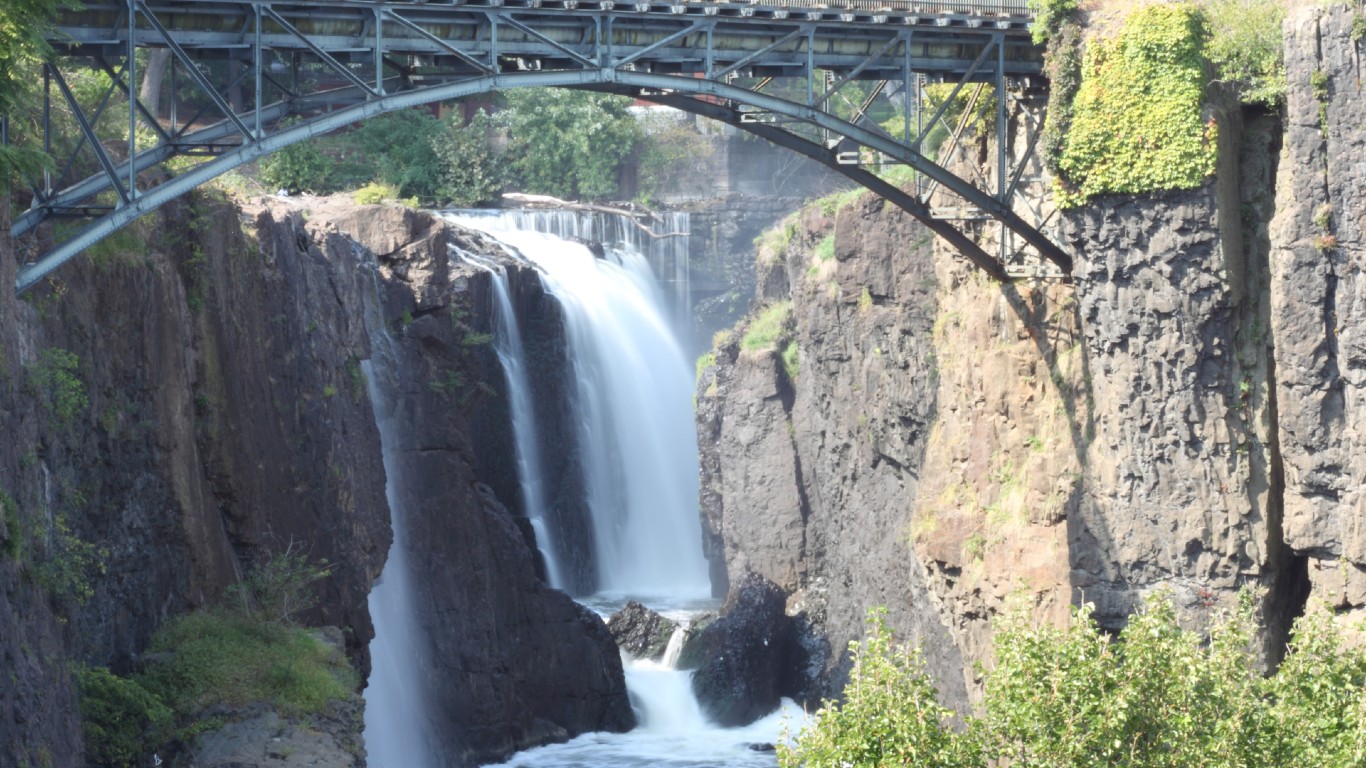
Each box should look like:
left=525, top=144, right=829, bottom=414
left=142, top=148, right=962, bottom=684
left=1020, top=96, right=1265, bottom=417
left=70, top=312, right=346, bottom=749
left=13, top=70, right=1067, bottom=292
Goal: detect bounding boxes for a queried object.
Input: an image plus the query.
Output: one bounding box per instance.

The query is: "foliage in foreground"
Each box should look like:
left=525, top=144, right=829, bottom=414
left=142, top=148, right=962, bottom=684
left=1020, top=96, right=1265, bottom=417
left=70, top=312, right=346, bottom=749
left=781, top=593, right=1366, bottom=768
left=77, top=552, right=353, bottom=767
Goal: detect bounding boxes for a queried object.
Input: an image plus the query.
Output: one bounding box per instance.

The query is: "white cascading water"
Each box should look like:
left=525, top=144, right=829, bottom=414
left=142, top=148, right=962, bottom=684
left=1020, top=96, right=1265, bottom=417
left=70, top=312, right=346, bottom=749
left=361, top=277, right=437, bottom=767
left=448, top=210, right=710, bottom=599
left=459, top=248, right=565, bottom=586
left=449, top=210, right=804, bottom=768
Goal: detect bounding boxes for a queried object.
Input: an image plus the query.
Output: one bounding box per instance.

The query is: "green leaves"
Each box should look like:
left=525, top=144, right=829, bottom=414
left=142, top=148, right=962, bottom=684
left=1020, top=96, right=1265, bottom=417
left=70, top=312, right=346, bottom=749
left=501, top=89, right=642, bottom=201
left=1053, top=4, right=1216, bottom=207
left=785, top=593, right=1366, bottom=767
left=778, top=607, right=979, bottom=768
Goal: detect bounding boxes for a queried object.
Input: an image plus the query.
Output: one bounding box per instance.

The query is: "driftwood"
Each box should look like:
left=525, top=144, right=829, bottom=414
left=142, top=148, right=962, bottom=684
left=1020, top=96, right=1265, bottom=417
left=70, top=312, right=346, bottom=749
left=500, top=193, right=690, bottom=239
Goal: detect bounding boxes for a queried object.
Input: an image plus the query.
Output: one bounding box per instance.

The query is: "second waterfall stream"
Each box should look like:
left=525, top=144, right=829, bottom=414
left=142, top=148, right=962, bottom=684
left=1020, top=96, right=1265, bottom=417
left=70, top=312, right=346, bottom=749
left=446, top=209, right=802, bottom=767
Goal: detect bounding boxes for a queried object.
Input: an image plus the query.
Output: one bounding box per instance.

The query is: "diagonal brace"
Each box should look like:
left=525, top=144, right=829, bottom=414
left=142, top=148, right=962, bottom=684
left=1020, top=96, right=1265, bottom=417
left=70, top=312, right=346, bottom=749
left=262, top=7, right=380, bottom=98
left=47, top=64, right=131, bottom=206
left=384, top=10, right=495, bottom=75
left=94, top=56, right=175, bottom=147
left=137, top=1, right=257, bottom=140
left=498, top=14, right=598, bottom=69
left=712, top=27, right=806, bottom=80
left=816, top=34, right=900, bottom=108
left=913, top=37, right=995, bottom=152
left=614, top=21, right=708, bottom=69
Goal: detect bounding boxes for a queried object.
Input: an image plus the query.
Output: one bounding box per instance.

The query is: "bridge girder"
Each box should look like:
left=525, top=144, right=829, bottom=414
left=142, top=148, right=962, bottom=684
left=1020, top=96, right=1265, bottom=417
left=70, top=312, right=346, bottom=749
left=4, top=0, right=1067, bottom=293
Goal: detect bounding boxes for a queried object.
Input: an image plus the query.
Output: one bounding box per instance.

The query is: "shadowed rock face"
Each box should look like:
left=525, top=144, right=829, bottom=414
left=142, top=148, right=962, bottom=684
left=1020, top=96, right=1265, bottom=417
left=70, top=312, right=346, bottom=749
left=1272, top=6, right=1366, bottom=625
left=679, top=572, right=824, bottom=727
left=0, top=194, right=631, bottom=766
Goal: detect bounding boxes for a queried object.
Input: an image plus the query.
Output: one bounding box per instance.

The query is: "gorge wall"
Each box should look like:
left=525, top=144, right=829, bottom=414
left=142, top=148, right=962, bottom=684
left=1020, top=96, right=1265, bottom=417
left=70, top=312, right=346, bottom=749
left=697, top=4, right=1365, bottom=705
left=0, top=193, right=629, bottom=766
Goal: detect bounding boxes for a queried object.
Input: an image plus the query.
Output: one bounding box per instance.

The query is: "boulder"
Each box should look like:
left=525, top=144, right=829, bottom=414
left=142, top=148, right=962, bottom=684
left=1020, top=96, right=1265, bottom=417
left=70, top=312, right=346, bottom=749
left=679, top=572, right=816, bottom=727
left=607, top=601, right=678, bottom=661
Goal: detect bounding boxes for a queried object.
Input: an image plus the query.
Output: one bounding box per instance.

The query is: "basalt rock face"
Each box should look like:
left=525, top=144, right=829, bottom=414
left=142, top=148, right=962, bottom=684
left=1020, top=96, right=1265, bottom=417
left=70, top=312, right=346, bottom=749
left=698, top=41, right=1349, bottom=704
left=0, top=194, right=631, bottom=765
left=0, top=192, right=389, bottom=766
left=679, top=572, right=822, bottom=726
left=1271, top=6, right=1366, bottom=629
left=697, top=195, right=969, bottom=711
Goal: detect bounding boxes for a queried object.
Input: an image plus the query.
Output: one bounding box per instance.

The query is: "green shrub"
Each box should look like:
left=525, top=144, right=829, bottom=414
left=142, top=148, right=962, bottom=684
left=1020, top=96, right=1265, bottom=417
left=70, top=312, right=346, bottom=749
left=780, top=340, right=800, bottom=382
left=35, top=513, right=105, bottom=604
left=75, top=666, right=173, bottom=768
left=229, top=547, right=332, bottom=626
left=778, top=608, right=976, bottom=768
left=741, top=301, right=793, bottom=352
left=260, top=124, right=331, bottom=194
left=695, top=351, right=717, bottom=383
left=1029, top=0, right=1078, bottom=44
left=1054, top=4, right=1216, bottom=207
left=1202, top=0, right=1286, bottom=107
left=140, top=610, right=355, bottom=716
left=783, top=592, right=1366, bottom=767
left=353, top=182, right=400, bottom=206
left=26, top=347, right=88, bottom=426
left=814, top=234, right=836, bottom=262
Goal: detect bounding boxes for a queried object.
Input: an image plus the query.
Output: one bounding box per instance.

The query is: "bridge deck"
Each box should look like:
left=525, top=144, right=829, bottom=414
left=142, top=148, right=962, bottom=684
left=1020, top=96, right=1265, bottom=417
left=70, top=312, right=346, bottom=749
left=5, top=0, right=1067, bottom=291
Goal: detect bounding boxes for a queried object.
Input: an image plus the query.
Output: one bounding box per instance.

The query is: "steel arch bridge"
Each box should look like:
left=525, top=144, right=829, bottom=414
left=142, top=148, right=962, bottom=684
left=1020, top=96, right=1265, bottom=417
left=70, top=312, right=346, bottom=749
left=3, top=0, right=1070, bottom=293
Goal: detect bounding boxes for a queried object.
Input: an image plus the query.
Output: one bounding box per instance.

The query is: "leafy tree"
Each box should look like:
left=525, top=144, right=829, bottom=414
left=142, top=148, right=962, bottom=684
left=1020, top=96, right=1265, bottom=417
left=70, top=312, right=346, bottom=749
left=501, top=89, right=642, bottom=200
left=0, top=0, right=68, bottom=184
left=431, top=108, right=506, bottom=206
left=259, top=121, right=331, bottom=194
left=784, top=592, right=1366, bottom=767
left=350, top=109, right=446, bottom=201
left=1201, top=0, right=1287, bottom=107
left=778, top=607, right=980, bottom=768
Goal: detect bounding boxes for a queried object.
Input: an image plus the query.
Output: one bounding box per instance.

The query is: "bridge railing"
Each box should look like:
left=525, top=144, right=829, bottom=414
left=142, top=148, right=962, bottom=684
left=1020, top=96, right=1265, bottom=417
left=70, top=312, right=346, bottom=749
left=741, top=0, right=1033, bottom=14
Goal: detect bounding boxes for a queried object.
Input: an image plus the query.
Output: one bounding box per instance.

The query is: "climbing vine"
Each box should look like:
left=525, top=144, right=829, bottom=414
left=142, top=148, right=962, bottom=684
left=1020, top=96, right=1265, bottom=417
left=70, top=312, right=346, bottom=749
left=1053, top=4, right=1216, bottom=208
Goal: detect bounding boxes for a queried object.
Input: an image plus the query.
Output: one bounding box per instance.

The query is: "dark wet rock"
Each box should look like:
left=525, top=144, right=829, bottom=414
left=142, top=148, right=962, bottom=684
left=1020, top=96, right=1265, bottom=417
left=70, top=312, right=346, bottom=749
left=679, top=572, right=819, bottom=727
left=607, top=601, right=679, bottom=661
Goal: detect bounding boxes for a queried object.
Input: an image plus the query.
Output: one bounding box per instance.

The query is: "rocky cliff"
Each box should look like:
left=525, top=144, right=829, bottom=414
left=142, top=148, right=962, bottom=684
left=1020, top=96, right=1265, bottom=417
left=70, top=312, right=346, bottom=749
left=697, top=4, right=1363, bottom=707
left=1271, top=5, right=1366, bottom=631
left=0, top=193, right=630, bottom=766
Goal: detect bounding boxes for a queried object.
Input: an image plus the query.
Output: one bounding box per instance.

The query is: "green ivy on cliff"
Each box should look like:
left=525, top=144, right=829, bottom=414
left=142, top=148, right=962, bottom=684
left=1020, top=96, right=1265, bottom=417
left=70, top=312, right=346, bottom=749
left=1053, top=4, right=1216, bottom=208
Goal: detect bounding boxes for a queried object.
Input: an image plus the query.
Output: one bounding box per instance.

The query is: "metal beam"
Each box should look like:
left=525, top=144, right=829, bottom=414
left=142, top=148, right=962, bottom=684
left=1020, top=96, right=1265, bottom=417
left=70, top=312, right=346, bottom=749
left=136, top=1, right=257, bottom=140
left=15, top=67, right=1067, bottom=292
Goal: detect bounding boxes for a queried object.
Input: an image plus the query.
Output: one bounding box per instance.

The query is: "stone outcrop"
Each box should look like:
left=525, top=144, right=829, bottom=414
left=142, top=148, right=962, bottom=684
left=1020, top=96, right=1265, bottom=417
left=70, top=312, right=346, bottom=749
left=678, top=572, right=822, bottom=726
left=1270, top=5, right=1366, bottom=628
left=607, top=601, right=679, bottom=661
left=697, top=195, right=971, bottom=709
left=0, top=193, right=631, bottom=766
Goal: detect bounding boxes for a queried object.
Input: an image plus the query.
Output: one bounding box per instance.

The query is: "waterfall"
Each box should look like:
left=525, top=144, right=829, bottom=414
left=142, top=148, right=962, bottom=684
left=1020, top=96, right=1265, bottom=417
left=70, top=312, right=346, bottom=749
left=361, top=276, right=437, bottom=768
left=458, top=249, right=565, bottom=587
left=447, top=210, right=710, bottom=600
left=448, top=209, right=806, bottom=768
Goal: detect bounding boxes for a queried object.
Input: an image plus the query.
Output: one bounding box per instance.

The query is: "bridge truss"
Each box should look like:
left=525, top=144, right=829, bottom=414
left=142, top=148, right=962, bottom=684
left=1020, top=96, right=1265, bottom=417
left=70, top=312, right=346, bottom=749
left=3, top=0, right=1070, bottom=292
